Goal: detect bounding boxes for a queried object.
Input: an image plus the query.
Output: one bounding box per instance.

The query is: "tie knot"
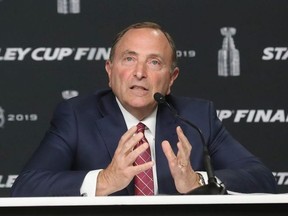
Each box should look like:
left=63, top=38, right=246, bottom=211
left=136, top=122, right=146, bottom=133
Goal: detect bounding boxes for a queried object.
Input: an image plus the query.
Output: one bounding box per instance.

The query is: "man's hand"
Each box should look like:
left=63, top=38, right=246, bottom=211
left=96, top=126, right=154, bottom=195
left=162, top=126, right=200, bottom=194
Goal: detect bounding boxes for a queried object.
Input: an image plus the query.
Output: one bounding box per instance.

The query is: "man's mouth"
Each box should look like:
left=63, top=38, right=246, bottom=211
left=130, top=85, right=148, bottom=91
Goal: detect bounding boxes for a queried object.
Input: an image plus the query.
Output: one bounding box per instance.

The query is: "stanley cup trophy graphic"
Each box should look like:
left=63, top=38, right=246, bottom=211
left=57, top=0, right=80, bottom=14
left=0, top=107, right=5, bottom=128
left=218, top=27, right=240, bottom=77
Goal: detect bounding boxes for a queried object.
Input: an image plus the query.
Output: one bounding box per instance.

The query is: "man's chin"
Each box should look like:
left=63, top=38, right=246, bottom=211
left=125, top=99, right=156, bottom=109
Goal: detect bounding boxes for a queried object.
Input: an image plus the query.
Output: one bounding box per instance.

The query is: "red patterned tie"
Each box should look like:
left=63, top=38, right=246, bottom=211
left=134, top=122, right=154, bottom=195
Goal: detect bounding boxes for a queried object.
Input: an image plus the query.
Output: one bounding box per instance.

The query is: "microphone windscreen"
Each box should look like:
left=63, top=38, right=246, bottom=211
left=154, top=92, right=166, bottom=104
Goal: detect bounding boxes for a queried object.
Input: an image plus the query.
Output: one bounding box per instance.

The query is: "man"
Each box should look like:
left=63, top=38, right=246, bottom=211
left=11, top=22, right=277, bottom=196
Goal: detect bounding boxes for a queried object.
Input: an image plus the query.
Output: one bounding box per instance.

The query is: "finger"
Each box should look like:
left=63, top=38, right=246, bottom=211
left=117, top=126, right=141, bottom=153
left=118, top=126, right=137, bottom=148
left=176, top=126, right=192, bottom=167
left=161, top=140, right=176, bottom=163
left=127, top=142, right=149, bottom=163
left=176, top=126, right=192, bottom=156
left=121, top=133, right=144, bottom=157
left=132, top=161, right=154, bottom=175
left=176, top=126, right=191, bottom=151
left=130, top=142, right=154, bottom=174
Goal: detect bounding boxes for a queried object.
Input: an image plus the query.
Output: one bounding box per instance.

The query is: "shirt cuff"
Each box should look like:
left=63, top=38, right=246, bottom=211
left=80, top=170, right=102, bottom=197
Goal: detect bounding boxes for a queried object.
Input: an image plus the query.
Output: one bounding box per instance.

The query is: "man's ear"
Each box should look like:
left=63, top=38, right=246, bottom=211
left=167, top=67, right=179, bottom=94
left=105, top=60, right=112, bottom=87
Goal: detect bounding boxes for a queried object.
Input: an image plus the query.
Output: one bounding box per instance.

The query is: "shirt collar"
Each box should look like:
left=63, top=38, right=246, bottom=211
left=116, top=97, right=157, bottom=136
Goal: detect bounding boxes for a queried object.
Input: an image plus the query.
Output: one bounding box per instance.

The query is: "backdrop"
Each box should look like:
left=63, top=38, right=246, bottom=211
left=0, top=0, right=287, bottom=196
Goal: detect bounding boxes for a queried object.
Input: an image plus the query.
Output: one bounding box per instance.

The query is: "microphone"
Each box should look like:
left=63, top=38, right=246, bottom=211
left=154, top=92, right=227, bottom=195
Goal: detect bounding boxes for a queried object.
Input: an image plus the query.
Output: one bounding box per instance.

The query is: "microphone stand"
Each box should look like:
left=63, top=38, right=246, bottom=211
left=154, top=93, right=227, bottom=195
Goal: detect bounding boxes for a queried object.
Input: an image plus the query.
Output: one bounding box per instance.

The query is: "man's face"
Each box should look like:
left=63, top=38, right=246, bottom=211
left=105, top=28, right=179, bottom=118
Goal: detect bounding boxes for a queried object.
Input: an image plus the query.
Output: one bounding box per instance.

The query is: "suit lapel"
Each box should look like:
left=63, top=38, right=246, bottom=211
left=93, top=91, right=134, bottom=195
left=155, top=104, right=180, bottom=194
left=94, top=92, right=127, bottom=158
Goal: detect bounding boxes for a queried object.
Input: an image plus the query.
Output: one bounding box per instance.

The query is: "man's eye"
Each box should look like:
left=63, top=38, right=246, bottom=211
left=151, top=60, right=160, bottom=65
left=147, top=59, right=162, bottom=70
left=122, top=56, right=136, bottom=66
left=125, top=57, right=133, bottom=61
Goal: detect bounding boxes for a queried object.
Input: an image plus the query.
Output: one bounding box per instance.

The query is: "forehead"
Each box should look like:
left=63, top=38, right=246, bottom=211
left=124, top=27, right=164, bottom=38
left=115, top=28, right=172, bottom=55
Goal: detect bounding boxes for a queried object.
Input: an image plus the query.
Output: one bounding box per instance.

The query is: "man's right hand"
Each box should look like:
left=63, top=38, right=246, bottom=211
left=95, top=126, right=154, bottom=196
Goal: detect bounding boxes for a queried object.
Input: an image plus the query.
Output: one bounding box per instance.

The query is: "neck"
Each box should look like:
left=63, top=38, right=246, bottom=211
left=128, top=107, right=155, bottom=121
left=115, top=97, right=157, bottom=121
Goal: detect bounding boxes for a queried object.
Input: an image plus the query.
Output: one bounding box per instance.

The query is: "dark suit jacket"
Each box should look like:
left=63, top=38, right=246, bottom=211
left=11, top=89, right=277, bottom=196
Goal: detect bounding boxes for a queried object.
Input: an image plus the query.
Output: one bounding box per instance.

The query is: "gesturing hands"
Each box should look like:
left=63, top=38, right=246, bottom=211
left=96, top=125, right=199, bottom=196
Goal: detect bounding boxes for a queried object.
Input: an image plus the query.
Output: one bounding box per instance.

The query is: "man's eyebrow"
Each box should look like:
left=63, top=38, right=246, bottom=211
left=121, top=50, right=138, bottom=56
left=148, top=53, right=163, bottom=59
left=120, top=50, right=164, bottom=61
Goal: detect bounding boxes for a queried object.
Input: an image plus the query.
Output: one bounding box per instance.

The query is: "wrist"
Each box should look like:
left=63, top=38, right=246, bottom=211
left=96, top=170, right=114, bottom=196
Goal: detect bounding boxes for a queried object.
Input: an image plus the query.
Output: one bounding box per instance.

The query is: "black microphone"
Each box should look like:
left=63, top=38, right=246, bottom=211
left=154, top=92, right=227, bottom=195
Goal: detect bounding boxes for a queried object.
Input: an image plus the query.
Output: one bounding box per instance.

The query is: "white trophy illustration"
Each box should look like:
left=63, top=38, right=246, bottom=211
left=62, top=90, right=79, bottom=100
left=57, top=0, right=80, bottom=14
left=218, top=27, right=240, bottom=77
left=0, top=107, right=5, bottom=128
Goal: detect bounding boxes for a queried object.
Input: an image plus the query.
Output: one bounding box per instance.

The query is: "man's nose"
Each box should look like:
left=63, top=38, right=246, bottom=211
left=134, top=62, right=147, bottom=79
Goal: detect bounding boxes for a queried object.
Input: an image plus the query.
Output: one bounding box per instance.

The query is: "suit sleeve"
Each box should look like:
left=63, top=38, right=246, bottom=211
left=11, top=100, right=88, bottom=197
left=207, top=102, right=277, bottom=193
